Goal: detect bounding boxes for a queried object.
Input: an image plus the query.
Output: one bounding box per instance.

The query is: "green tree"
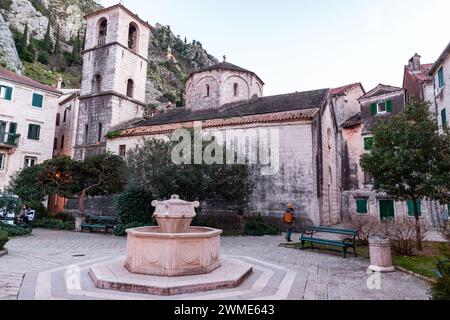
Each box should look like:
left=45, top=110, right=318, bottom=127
left=19, top=23, right=28, bottom=57
left=126, top=133, right=254, bottom=207
left=43, top=20, right=52, bottom=53
left=27, top=34, right=36, bottom=63
left=8, top=164, right=47, bottom=203
left=361, top=101, right=450, bottom=251
left=38, top=154, right=127, bottom=217
left=53, top=25, right=61, bottom=55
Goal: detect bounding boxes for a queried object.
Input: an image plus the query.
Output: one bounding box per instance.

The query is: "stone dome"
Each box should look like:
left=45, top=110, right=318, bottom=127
left=185, top=61, right=264, bottom=111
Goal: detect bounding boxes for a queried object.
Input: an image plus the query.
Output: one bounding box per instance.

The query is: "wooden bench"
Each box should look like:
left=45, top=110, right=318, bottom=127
left=81, top=216, right=117, bottom=234
left=300, top=226, right=358, bottom=258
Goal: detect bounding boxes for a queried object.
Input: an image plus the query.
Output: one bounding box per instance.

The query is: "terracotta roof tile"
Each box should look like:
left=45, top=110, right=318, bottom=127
left=0, top=67, right=61, bottom=94
left=405, top=63, right=433, bottom=83
left=188, top=61, right=264, bottom=84
left=330, top=83, right=364, bottom=96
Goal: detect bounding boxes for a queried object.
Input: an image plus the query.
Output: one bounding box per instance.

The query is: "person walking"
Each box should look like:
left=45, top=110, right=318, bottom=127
left=283, top=204, right=296, bottom=242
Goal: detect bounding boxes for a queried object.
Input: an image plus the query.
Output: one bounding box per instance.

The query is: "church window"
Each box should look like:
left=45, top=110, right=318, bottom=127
left=98, top=18, right=107, bottom=46
left=84, top=124, right=89, bottom=143
left=128, top=23, right=138, bottom=51
left=206, top=84, right=210, bottom=97
left=119, top=145, right=126, bottom=157
left=98, top=123, right=103, bottom=142
left=233, top=83, right=239, bottom=97
left=126, top=79, right=134, bottom=98
left=93, top=74, right=102, bottom=93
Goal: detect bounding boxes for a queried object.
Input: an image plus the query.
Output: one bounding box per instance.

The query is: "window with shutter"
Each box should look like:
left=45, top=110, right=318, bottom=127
left=27, top=124, right=41, bottom=140
left=356, top=198, right=368, bottom=214
left=0, top=153, right=5, bottom=170
left=438, top=67, right=445, bottom=88
left=407, top=200, right=422, bottom=217
left=0, top=85, right=13, bottom=101
left=364, top=137, right=374, bottom=151
left=32, top=93, right=44, bottom=108
left=371, top=103, right=377, bottom=115
left=7, top=122, right=17, bottom=145
left=442, top=109, right=447, bottom=128
left=386, top=100, right=393, bottom=113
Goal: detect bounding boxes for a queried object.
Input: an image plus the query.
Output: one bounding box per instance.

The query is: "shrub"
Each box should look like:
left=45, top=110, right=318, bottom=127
left=52, top=212, right=75, bottom=222
left=344, top=216, right=383, bottom=245
left=0, top=229, right=9, bottom=250
left=114, top=222, right=153, bottom=237
left=0, top=193, right=22, bottom=216
left=244, top=214, right=281, bottom=236
left=115, top=189, right=154, bottom=225
left=25, top=201, right=49, bottom=220
left=32, top=218, right=75, bottom=231
left=384, top=219, right=428, bottom=256
left=431, top=245, right=450, bottom=300
left=0, top=222, right=32, bottom=237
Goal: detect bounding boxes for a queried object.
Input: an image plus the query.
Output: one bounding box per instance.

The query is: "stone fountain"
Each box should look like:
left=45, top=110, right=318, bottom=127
left=89, top=195, right=252, bottom=296
left=125, top=195, right=222, bottom=277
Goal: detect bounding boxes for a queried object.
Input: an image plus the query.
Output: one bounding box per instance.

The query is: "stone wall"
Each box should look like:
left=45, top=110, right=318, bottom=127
left=0, top=14, right=23, bottom=73
left=186, top=69, right=264, bottom=111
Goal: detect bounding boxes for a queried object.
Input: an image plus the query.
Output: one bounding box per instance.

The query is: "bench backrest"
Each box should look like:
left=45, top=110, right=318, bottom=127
left=309, top=226, right=358, bottom=236
left=88, top=216, right=117, bottom=223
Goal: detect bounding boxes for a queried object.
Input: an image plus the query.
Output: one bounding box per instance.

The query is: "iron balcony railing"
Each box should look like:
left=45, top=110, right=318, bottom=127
left=97, top=37, right=106, bottom=46
left=0, top=132, right=21, bottom=147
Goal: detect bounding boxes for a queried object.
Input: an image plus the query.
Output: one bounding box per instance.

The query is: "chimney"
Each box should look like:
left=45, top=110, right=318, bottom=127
left=409, top=53, right=421, bottom=71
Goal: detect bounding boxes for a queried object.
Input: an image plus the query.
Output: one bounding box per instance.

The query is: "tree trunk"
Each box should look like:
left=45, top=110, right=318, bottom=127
left=412, top=198, right=423, bottom=252
left=78, top=190, right=86, bottom=217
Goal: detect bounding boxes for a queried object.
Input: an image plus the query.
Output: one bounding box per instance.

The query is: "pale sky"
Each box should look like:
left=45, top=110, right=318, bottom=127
left=99, top=0, right=450, bottom=96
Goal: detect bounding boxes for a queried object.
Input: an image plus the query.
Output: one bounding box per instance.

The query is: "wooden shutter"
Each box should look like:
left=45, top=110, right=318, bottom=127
left=407, top=200, right=422, bottom=217
left=356, top=199, right=368, bottom=214
left=364, top=137, right=374, bottom=151
left=7, top=122, right=17, bottom=145
left=442, top=109, right=447, bottom=128
left=4, top=86, right=13, bottom=101
left=386, top=100, right=393, bottom=113
left=371, top=103, right=377, bottom=115
left=32, top=93, right=43, bottom=108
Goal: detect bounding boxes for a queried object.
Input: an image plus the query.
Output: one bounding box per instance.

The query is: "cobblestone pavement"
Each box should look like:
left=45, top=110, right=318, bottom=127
left=0, top=229, right=431, bottom=300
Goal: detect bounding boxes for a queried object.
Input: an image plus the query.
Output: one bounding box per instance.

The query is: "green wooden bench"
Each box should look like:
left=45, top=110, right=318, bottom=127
left=300, top=226, right=358, bottom=258
left=81, top=216, right=117, bottom=234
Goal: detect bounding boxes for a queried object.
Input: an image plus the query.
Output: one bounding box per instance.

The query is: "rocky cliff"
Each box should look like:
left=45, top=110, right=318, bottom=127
left=0, top=0, right=217, bottom=107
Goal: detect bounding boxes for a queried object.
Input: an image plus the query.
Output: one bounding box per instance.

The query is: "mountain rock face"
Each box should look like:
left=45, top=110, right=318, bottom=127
left=0, top=13, right=23, bottom=73
left=0, top=0, right=218, bottom=107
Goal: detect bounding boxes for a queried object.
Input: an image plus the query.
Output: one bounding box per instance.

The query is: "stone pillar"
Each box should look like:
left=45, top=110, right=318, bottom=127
left=75, top=217, right=85, bottom=232
left=368, top=236, right=395, bottom=272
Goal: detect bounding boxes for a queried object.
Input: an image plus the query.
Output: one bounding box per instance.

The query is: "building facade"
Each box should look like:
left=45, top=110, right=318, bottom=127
left=0, top=67, right=61, bottom=190
left=73, top=4, right=151, bottom=160
left=402, top=53, right=434, bottom=105
left=107, top=62, right=341, bottom=226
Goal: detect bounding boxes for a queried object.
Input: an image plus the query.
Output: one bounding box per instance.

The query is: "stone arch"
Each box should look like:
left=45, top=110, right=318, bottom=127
left=126, top=78, right=134, bottom=98
left=128, top=22, right=139, bottom=52
left=92, top=73, right=102, bottom=93
left=193, top=76, right=219, bottom=98
left=224, top=75, right=250, bottom=99
left=97, top=17, right=108, bottom=45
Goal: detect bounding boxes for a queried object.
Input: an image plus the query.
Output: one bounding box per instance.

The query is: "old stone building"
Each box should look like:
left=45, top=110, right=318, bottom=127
left=107, top=62, right=341, bottom=226
left=73, top=4, right=151, bottom=160
left=402, top=54, right=434, bottom=105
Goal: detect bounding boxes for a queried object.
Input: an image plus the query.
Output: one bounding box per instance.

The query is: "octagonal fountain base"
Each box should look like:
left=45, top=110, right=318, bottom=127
left=89, top=256, right=253, bottom=296
left=125, top=226, right=223, bottom=277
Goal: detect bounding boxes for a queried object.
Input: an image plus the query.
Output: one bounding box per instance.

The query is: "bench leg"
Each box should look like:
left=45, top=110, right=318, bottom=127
left=301, top=241, right=305, bottom=250
left=343, top=247, right=347, bottom=259
left=353, top=246, right=357, bottom=258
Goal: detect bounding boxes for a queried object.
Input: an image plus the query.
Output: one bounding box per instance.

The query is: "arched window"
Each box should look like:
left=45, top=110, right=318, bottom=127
left=233, top=83, right=239, bottom=97
left=126, top=79, right=134, bottom=98
left=98, top=18, right=108, bottom=46
left=98, top=123, right=102, bottom=142
left=93, top=74, right=102, bottom=93
left=206, top=84, right=210, bottom=97
left=128, top=23, right=138, bottom=51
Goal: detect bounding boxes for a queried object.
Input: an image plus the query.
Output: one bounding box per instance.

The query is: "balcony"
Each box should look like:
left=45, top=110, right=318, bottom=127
left=0, top=132, right=21, bottom=149
left=97, top=37, right=106, bottom=47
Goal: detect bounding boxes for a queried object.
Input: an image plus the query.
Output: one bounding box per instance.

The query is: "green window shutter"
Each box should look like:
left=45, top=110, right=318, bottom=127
left=32, top=93, right=43, bottom=108
left=407, top=200, right=422, bottom=217
left=441, top=109, right=447, bottom=128
left=5, top=86, right=13, bottom=101
left=386, top=100, right=393, bottom=113
left=28, top=124, right=40, bottom=140
left=364, top=137, right=374, bottom=151
left=371, top=103, right=377, bottom=115
left=438, top=67, right=445, bottom=88
left=356, top=199, right=368, bottom=214
left=8, top=122, right=17, bottom=134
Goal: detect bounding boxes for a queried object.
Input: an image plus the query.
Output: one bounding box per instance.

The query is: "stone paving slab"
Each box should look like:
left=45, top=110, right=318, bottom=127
left=0, top=229, right=432, bottom=300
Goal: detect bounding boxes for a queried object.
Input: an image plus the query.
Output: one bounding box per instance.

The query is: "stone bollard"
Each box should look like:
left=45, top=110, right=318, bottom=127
left=368, top=235, right=395, bottom=272
left=75, top=217, right=84, bottom=232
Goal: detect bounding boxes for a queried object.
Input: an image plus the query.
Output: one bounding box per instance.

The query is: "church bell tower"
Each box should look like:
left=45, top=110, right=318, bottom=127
left=74, top=4, right=150, bottom=160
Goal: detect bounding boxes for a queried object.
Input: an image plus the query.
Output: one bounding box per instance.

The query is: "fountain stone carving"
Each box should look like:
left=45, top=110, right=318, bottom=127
left=124, top=195, right=223, bottom=277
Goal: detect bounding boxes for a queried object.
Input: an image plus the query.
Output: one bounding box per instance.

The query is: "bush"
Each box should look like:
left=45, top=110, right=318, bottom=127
left=0, top=222, right=32, bottom=237
left=431, top=245, right=450, bottom=300
left=244, top=214, right=281, bottom=236
left=52, top=212, right=75, bottom=222
left=32, top=218, right=75, bottom=231
left=0, top=229, right=9, bottom=250
left=114, top=189, right=154, bottom=225
left=25, top=201, right=49, bottom=220
left=384, top=219, right=428, bottom=256
left=114, top=222, right=153, bottom=237
left=344, top=216, right=427, bottom=256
